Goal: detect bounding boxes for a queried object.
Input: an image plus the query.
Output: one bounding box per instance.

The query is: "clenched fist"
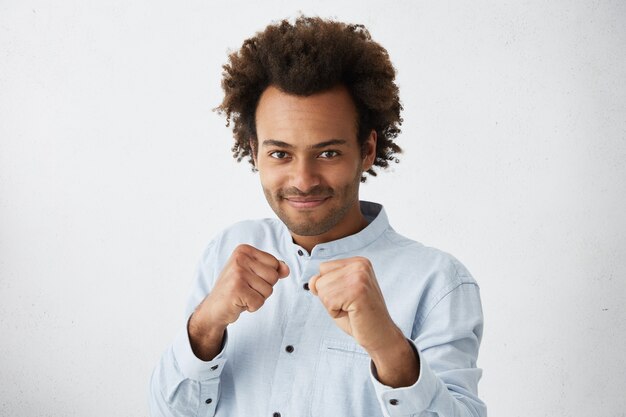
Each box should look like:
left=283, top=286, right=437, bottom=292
left=309, top=256, right=420, bottom=387
left=308, top=257, right=395, bottom=353
left=188, top=244, right=290, bottom=360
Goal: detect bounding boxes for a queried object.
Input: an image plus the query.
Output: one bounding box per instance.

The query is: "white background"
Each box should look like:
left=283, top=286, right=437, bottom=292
left=1, top=1, right=625, bottom=416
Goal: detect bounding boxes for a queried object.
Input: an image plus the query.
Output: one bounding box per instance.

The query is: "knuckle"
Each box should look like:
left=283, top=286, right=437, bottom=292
left=268, top=270, right=280, bottom=284
left=349, top=277, right=368, bottom=294
left=350, top=268, right=368, bottom=282
left=248, top=298, right=265, bottom=312
left=234, top=244, right=251, bottom=253
left=231, top=263, right=247, bottom=276
left=355, top=257, right=372, bottom=268
left=231, top=251, right=246, bottom=266
left=319, top=262, right=332, bottom=274
left=233, top=244, right=254, bottom=259
left=355, top=281, right=369, bottom=293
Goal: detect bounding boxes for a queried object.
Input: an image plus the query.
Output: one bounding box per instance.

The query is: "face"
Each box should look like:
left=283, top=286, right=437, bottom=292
left=253, top=85, right=376, bottom=239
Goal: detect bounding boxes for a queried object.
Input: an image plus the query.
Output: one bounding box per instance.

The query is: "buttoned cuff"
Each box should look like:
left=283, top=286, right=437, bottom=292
left=369, top=339, right=438, bottom=416
left=172, top=325, right=228, bottom=382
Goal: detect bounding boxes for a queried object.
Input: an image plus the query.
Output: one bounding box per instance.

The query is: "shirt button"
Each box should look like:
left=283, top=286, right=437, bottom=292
left=273, top=413, right=281, bottom=417
left=389, top=399, right=399, bottom=406
left=303, top=283, right=310, bottom=291
left=210, top=365, right=219, bottom=371
left=285, top=345, right=294, bottom=353
left=205, top=398, right=212, bottom=404
left=297, top=249, right=304, bottom=256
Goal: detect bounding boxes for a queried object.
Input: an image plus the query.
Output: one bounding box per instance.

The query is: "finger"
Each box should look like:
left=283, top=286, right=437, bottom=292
left=244, top=256, right=281, bottom=285
left=329, top=307, right=349, bottom=319
left=318, top=258, right=351, bottom=275
left=277, top=260, right=290, bottom=278
left=308, top=274, right=320, bottom=296
left=245, top=274, right=275, bottom=299
left=240, top=244, right=282, bottom=271
left=236, top=286, right=266, bottom=313
left=310, top=268, right=346, bottom=295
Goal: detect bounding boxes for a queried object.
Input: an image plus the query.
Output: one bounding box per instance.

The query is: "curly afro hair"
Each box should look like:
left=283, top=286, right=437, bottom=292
left=215, top=16, right=403, bottom=181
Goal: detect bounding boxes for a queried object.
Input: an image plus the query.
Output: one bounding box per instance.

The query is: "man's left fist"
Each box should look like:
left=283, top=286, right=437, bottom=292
left=308, top=257, right=398, bottom=354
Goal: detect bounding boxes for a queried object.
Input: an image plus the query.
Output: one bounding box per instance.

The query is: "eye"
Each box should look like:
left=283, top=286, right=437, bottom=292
left=269, top=151, right=289, bottom=159
left=319, top=150, right=339, bottom=159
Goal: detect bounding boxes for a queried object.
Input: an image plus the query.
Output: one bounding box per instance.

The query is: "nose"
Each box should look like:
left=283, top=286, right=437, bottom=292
left=289, top=158, right=321, bottom=193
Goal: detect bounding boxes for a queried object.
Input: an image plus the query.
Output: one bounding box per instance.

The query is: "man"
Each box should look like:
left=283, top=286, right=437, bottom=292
left=150, top=16, right=486, bottom=417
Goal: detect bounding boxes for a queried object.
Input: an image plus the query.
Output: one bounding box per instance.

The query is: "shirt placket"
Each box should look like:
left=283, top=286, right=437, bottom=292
left=266, top=247, right=319, bottom=417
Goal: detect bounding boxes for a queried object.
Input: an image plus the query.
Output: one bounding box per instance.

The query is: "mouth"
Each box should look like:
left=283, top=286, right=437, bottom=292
left=283, top=196, right=331, bottom=209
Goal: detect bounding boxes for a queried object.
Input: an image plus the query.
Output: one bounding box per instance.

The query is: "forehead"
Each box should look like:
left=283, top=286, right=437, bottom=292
left=255, top=85, right=358, bottom=145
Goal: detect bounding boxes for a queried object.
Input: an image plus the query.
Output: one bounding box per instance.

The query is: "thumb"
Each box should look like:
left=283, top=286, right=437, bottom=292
left=277, top=260, right=290, bottom=278
left=308, top=274, right=320, bottom=296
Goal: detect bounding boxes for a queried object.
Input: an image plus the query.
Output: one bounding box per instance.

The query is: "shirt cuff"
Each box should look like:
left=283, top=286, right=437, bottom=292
left=369, top=339, right=438, bottom=416
left=172, top=324, right=228, bottom=382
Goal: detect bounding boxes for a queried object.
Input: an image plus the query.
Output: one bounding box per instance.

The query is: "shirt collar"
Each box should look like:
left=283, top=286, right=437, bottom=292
left=281, top=200, right=390, bottom=258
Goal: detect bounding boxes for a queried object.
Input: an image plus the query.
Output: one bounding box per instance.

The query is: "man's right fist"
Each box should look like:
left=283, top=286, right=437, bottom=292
left=188, top=244, right=290, bottom=360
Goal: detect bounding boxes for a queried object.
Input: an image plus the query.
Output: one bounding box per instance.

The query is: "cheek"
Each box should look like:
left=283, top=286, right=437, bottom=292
left=333, top=160, right=362, bottom=180
left=258, top=166, right=283, bottom=189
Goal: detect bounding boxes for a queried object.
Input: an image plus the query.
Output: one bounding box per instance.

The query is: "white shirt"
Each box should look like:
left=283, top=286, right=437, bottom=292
left=149, top=201, right=486, bottom=417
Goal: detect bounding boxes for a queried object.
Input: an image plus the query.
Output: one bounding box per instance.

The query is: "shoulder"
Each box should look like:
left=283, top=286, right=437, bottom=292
left=200, top=217, right=286, bottom=259
left=219, top=217, right=284, bottom=241
left=378, top=226, right=478, bottom=287
left=366, top=226, right=482, bottom=334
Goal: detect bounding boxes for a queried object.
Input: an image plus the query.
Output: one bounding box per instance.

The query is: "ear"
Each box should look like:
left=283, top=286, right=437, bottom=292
left=362, top=130, right=377, bottom=171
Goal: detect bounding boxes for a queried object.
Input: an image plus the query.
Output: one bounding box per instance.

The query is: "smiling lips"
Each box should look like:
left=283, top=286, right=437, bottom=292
left=283, top=196, right=331, bottom=209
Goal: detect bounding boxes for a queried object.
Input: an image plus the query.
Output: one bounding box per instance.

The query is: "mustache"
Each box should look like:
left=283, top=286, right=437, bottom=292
left=278, top=186, right=334, bottom=198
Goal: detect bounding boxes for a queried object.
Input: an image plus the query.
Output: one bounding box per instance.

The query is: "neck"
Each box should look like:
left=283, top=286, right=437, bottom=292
left=290, top=201, right=369, bottom=253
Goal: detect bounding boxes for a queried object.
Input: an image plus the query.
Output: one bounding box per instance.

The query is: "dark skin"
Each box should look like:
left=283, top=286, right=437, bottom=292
left=189, top=85, right=419, bottom=388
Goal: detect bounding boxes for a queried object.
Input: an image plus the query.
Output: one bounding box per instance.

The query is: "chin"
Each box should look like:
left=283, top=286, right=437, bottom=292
left=284, top=221, right=334, bottom=237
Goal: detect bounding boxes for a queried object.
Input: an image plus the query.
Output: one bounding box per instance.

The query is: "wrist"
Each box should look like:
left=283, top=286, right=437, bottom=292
left=189, top=315, right=226, bottom=342
left=367, top=326, right=407, bottom=363
left=368, top=328, right=420, bottom=388
left=187, top=310, right=227, bottom=361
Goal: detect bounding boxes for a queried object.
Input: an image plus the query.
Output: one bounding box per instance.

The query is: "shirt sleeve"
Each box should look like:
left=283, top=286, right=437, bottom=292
left=149, top=326, right=228, bottom=417
left=149, top=239, right=228, bottom=417
left=369, top=282, right=486, bottom=417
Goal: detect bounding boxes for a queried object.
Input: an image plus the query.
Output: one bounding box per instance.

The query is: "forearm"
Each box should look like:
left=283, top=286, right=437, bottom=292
left=369, top=327, right=420, bottom=388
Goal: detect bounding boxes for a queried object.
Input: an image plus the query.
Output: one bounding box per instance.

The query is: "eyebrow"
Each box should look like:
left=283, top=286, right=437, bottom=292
left=261, top=139, right=348, bottom=150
